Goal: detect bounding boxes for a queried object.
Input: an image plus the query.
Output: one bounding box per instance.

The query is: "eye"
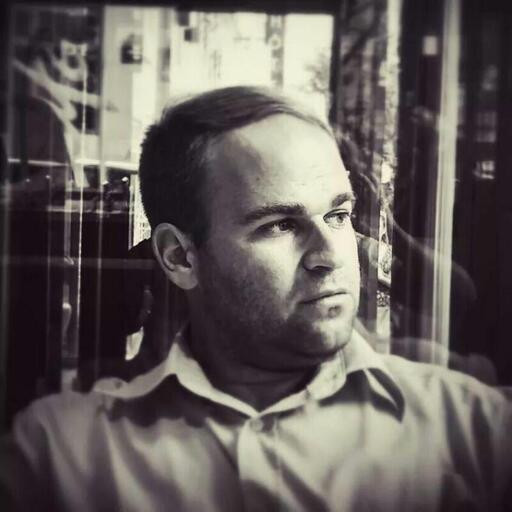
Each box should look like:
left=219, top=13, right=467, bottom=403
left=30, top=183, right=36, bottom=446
left=259, top=218, right=297, bottom=236
left=325, top=210, right=353, bottom=228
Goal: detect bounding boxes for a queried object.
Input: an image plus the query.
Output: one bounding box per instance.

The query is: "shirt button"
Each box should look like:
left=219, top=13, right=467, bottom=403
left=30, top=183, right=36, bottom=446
left=249, top=417, right=265, bottom=432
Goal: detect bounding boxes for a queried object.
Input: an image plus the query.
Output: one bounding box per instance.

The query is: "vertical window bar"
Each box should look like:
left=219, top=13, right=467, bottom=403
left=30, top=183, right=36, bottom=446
left=432, top=0, right=461, bottom=359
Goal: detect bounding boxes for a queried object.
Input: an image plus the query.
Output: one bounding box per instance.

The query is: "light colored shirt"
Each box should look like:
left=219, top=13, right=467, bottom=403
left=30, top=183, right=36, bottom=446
left=1, top=329, right=511, bottom=511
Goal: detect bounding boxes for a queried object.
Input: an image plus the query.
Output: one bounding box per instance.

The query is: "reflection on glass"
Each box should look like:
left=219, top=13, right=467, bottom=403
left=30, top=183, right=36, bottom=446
left=3, top=4, right=336, bottom=402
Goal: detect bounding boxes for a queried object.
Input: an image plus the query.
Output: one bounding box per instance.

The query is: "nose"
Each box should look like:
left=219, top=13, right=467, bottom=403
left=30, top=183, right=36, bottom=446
left=302, top=222, right=346, bottom=272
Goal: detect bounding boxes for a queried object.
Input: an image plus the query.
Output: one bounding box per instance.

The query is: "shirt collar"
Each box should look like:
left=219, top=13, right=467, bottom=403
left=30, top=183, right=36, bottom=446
left=94, top=326, right=404, bottom=419
left=344, top=330, right=405, bottom=419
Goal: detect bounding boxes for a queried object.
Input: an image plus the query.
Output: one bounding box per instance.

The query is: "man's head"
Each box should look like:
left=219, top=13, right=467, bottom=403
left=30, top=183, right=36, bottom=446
left=140, top=86, right=360, bottom=373
left=139, top=86, right=330, bottom=246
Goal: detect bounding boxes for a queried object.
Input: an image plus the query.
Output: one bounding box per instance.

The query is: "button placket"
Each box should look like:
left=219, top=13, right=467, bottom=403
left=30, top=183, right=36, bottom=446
left=237, top=415, right=280, bottom=512
left=249, top=417, right=265, bottom=433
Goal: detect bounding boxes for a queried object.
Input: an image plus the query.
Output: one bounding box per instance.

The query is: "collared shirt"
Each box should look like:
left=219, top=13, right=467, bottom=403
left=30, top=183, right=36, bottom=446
left=1, top=329, right=511, bottom=511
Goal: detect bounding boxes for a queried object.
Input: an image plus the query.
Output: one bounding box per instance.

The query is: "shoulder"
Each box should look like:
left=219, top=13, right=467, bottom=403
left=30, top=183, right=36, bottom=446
left=3, top=389, right=115, bottom=492
left=381, top=353, right=511, bottom=426
left=13, top=375, right=180, bottom=441
left=382, top=353, right=507, bottom=401
left=23, top=388, right=110, bottom=417
left=382, top=355, right=512, bottom=502
left=13, top=389, right=111, bottom=441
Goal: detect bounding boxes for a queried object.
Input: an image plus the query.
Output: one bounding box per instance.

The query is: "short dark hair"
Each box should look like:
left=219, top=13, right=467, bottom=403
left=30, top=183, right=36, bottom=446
left=139, top=85, right=332, bottom=246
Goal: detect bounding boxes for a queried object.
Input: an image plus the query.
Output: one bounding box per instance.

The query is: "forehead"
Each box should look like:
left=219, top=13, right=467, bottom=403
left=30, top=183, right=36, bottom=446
left=204, top=115, right=352, bottom=219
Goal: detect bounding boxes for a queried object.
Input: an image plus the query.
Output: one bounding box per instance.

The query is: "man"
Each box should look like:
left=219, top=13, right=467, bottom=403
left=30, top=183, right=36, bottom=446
left=2, top=86, right=511, bottom=511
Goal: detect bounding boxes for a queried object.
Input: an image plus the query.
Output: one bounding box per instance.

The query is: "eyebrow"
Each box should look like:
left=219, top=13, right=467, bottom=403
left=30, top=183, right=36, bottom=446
left=241, top=191, right=356, bottom=225
left=331, top=192, right=356, bottom=208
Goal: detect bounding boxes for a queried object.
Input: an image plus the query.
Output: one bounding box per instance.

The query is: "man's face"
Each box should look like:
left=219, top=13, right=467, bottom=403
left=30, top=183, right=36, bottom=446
left=193, top=114, right=360, bottom=372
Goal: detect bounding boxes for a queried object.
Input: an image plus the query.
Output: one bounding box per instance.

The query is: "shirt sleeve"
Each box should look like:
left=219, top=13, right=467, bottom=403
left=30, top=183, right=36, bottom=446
left=0, top=406, right=51, bottom=511
left=495, top=396, right=512, bottom=511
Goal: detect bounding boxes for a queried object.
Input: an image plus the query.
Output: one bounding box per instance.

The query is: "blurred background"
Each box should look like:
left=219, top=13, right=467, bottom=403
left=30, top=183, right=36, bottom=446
left=0, top=0, right=510, bottom=428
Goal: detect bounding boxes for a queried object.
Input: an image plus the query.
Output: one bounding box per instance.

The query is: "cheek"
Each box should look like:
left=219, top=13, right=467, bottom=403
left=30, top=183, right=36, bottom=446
left=344, top=230, right=360, bottom=265
left=233, top=242, right=302, bottom=299
left=245, top=249, right=298, bottom=290
left=202, top=239, right=297, bottom=294
left=351, top=248, right=362, bottom=292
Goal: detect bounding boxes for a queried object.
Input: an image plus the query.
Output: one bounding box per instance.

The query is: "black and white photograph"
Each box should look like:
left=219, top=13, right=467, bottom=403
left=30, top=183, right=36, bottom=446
left=0, top=0, right=511, bottom=510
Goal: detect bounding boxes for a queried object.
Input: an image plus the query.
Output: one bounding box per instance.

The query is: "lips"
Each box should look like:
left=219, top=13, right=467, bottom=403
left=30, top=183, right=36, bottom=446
left=301, top=289, right=348, bottom=304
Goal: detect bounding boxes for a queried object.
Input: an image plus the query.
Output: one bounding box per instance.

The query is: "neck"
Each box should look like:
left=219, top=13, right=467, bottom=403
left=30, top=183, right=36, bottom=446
left=187, top=320, right=316, bottom=411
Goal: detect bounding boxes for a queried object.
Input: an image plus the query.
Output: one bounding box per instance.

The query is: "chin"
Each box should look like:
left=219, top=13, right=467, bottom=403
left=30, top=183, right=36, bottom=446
left=283, top=318, right=354, bottom=366
left=293, top=296, right=357, bottom=345
left=311, top=321, right=353, bottom=351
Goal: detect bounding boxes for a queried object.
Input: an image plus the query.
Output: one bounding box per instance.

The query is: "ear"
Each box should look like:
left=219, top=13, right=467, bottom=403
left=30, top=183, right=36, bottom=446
left=152, top=223, right=198, bottom=290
